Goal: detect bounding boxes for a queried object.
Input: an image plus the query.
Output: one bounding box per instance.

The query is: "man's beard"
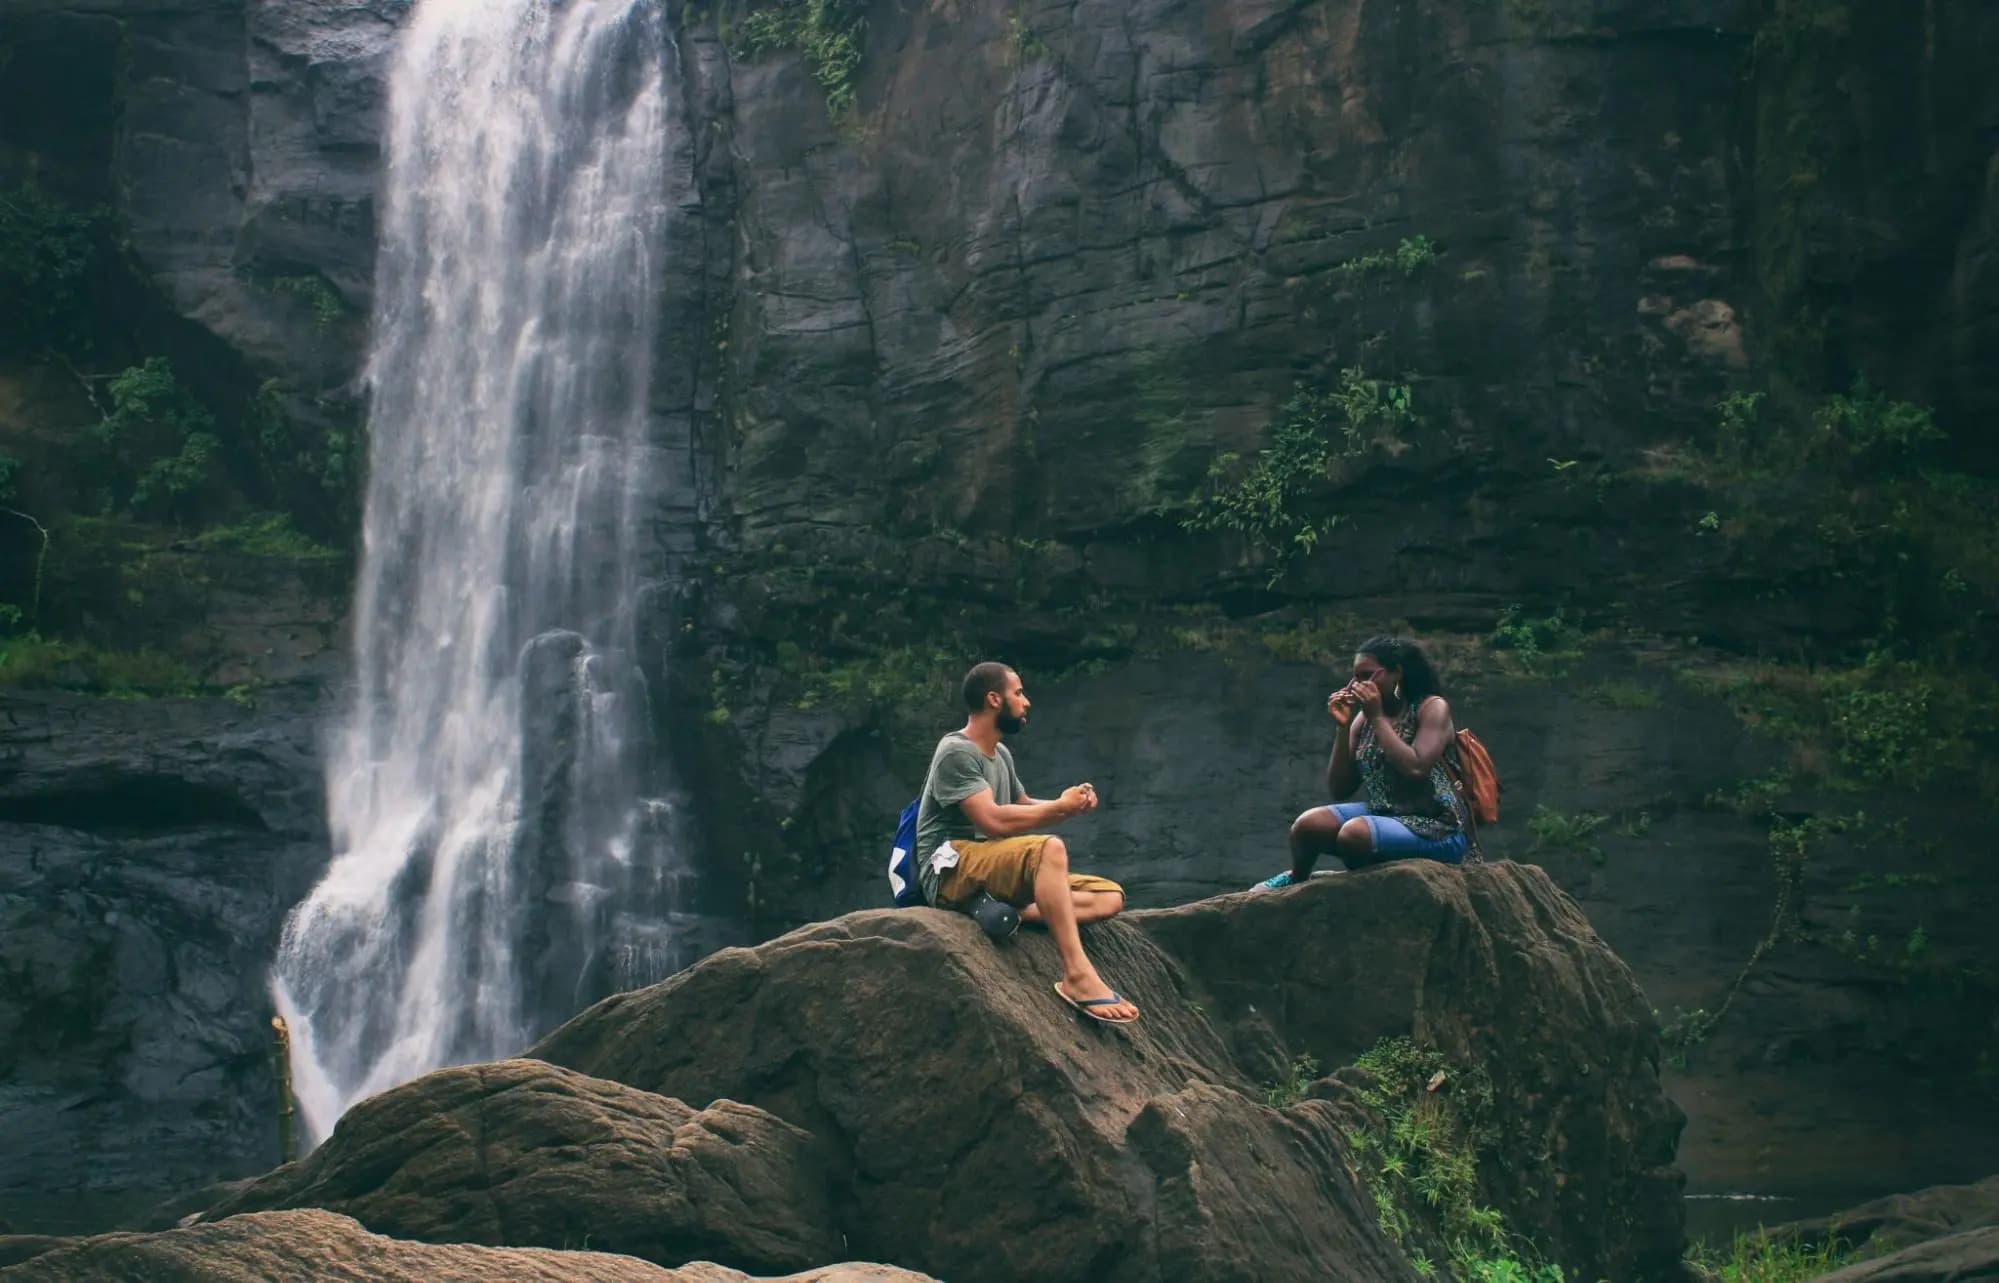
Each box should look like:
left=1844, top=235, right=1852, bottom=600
left=997, top=712, right=1027, bottom=735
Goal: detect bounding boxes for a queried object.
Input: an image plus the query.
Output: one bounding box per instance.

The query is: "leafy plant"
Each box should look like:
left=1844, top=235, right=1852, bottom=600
left=1334, top=235, right=1439, bottom=279
left=0, top=185, right=104, bottom=354
left=1585, top=679, right=1660, bottom=710
left=1346, top=1038, right=1549, bottom=1282
left=1263, top=1053, right=1321, bottom=1107
left=1814, top=378, right=1942, bottom=461
left=1488, top=605, right=1583, bottom=672
left=1657, top=1006, right=1718, bottom=1067
left=268, top=274, right=347, bottom=331
left=1008, top=12, right=1051, bottom=61
left=735, top=0, right=868, bottom=112
left=190, top=512, right=341, bottom=561
left=1660, top=810, right=1856, bottom=1063
left=1183, top=372, right=1413, bottom=583
left=1525, top=806, right=1607, bottom=862
left=81, top=358, right=223, bottom=523
left=249, top=380, right=364, bottom=539
left=0, top=632, right=200, bottom=696
left=131, top=431, right=222, bottom=520
left=1465, top=1260, right=1564, bottom=1283
left=1685, top=1230, right=1853, bottom=1282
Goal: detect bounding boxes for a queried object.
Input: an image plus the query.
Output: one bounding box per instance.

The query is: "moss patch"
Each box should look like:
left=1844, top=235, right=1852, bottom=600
left=0, top=632, right=199, bottom=696
left=1344, top=1037, right=1567, bottom=1282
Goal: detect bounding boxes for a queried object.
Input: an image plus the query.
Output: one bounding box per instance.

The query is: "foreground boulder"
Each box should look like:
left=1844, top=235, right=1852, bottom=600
left=0, top=1209, right=933, bottom=1281
left=195, top=1060, right=838, bottom=1273
left=531, top=860, right=1686, bottom=1282
left=1783, top=1174, right=1999, bottom=1259
left=1766, top=1175, right=1999, bottom=1283
left=1817, top=1226, right=1999, bottom=1282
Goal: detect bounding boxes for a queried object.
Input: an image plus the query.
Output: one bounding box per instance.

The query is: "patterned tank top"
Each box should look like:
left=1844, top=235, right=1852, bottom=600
left=1352, top=697, right=1466, bottom=841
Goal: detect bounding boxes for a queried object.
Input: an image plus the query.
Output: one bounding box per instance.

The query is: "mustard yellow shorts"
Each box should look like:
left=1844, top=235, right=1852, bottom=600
left=936, top=834, right=1125, bottom=910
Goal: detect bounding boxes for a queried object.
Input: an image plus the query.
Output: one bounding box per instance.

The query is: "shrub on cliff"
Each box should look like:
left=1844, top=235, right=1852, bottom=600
left=0, top=185, right=104, bottom=357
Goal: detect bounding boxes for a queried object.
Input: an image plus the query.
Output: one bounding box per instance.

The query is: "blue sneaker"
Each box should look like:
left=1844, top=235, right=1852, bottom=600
left=1255, top=871, right=1297, bottom=891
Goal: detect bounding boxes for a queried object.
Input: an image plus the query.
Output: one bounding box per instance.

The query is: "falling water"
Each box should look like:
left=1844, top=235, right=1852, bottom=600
left=271, top=0, right=684, bottom=1143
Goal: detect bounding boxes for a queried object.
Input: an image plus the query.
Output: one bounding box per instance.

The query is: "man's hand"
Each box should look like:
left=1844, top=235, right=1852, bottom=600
left=1059, top=783, right=1099, bottom=816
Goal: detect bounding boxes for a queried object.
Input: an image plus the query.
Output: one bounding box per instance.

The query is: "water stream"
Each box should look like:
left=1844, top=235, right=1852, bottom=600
left=270, top=0, right=684, bottom=1144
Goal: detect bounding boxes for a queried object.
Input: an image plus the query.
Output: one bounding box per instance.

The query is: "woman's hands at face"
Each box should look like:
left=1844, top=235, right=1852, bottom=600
left=1351, top=679, right=1384, bottom=716
left=1328, top=683, right=1360, bottom=726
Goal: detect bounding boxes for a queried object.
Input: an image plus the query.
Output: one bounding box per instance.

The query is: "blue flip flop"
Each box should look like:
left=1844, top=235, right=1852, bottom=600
left=1054, top=982, right=1138, bottom=1024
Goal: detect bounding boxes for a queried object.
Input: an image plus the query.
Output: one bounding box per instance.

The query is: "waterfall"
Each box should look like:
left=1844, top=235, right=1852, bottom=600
left=271, top=0, right=684, bottom=1144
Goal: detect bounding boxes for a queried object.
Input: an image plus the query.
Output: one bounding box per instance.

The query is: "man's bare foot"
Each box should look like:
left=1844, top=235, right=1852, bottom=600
left=1056, top=972, right=1138, bottom=1022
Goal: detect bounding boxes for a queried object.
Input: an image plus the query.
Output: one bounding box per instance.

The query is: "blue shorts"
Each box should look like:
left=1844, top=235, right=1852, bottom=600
left=1327, top=802, right=1468, bottom=865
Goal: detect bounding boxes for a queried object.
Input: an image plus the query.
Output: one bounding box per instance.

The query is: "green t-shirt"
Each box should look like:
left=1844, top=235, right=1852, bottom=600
left=913, top=731, right=1024, bottom=904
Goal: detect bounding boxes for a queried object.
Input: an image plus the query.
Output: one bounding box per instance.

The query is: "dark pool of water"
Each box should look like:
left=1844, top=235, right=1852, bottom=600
left=1683, top=1189, right=1882, bottom=1247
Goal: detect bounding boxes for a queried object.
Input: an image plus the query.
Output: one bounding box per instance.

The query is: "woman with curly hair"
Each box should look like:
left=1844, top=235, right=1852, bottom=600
left=1255, top=635, right=1470, bottom=889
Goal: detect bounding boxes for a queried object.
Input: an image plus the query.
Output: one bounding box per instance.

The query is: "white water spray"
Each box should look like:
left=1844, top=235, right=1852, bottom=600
left=272, top=0, right=681, bottom=1143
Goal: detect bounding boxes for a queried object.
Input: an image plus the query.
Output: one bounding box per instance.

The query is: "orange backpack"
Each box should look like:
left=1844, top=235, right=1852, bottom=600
left=1447, top=728, right=1500, bottom=826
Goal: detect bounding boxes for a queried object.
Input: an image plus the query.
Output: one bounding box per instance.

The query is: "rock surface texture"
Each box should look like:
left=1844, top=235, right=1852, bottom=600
left=1783, top=1175, right=1999, bottom=1282
left=528, top=861, right=1686, bottom=1283
left=1816, top=1227, right=1999, bottom=1283
left=196, top=1059, right=842, bottom=1275
left=0, top=686, right=331, bottom=1227
left=0, top=1209, right=938, bottom=1283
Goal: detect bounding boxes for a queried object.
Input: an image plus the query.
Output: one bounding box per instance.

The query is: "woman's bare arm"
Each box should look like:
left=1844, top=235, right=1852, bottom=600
left=1365, top=696, right=1455, bottom=779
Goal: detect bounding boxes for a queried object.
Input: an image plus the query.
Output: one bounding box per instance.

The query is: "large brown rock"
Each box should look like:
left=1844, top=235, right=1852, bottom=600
left=531, top=860, right=1685, bottom=1283
left=1784, top=1174, right=1999, bottom=1260
left=1815, top=1226, right=1999, bottom=1283
left=195, top=1059, right=839, bottom=1274
left=0, top=1209, right=935, bottom=1282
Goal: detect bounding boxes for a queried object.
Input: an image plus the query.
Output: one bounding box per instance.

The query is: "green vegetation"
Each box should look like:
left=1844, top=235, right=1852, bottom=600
left=1677, top=382, right=1999, bottom=685
left=1183, top=370, right=1414, bottom=583
left=0, top=184, right=105, bottom=355
left=189, top=512, right=342, bottom=561
left=249, top=380, right=364, bottom=540
left=1263, top=1053, right=1321, bottom=1107
left=1344, top=1038, right=1569, bottom=1283
left=1678, top=650, right=1992, bottom=793
left=734, top=0, right=868, bottom=112
left=1487, top=605, right=1583, bottom=675
left=0, top=632, right=200, bottom=696
left=1525, top=806, right=1606, bottom=862
left=1685, top=1230, right=1853, bottom=1282
left=1584, top=679, right=1659, bottom=710
left=1008, top=13, right=1052, bottom=62
left=268, top=274, right=347, bottom=331
left=1659, top=810, right=1852, bottom=1064
left=1464, top=1262, right=1563, bottom=1283
left=1334, top=235, right=1439, bottom=280
left=79, top=358, right=224, bottom=524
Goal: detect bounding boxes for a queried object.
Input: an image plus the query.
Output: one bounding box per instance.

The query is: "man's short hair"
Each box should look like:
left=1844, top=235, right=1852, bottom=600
left=962, top=661, right=1014, bottom=712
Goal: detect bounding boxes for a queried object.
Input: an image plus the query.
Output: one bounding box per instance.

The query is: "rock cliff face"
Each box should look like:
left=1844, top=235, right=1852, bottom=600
left=0, top=686, right=331, bottom=1229
left=197, top=1058, right=847, bottom=1275
left=2, top=0, right=1996, bottom=1232
left=656, top=0, right=1999, bottom=1209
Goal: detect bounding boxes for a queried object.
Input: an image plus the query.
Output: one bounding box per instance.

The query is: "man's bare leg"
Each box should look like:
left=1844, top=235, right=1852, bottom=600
left=1021, top=887, right=1124, bottom=926
left=1034, top=838, right=1138, bottom=1021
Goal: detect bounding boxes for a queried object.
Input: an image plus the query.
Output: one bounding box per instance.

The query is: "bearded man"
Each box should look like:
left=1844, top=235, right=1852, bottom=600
left=912, top=661, right=1138, bottom=1024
